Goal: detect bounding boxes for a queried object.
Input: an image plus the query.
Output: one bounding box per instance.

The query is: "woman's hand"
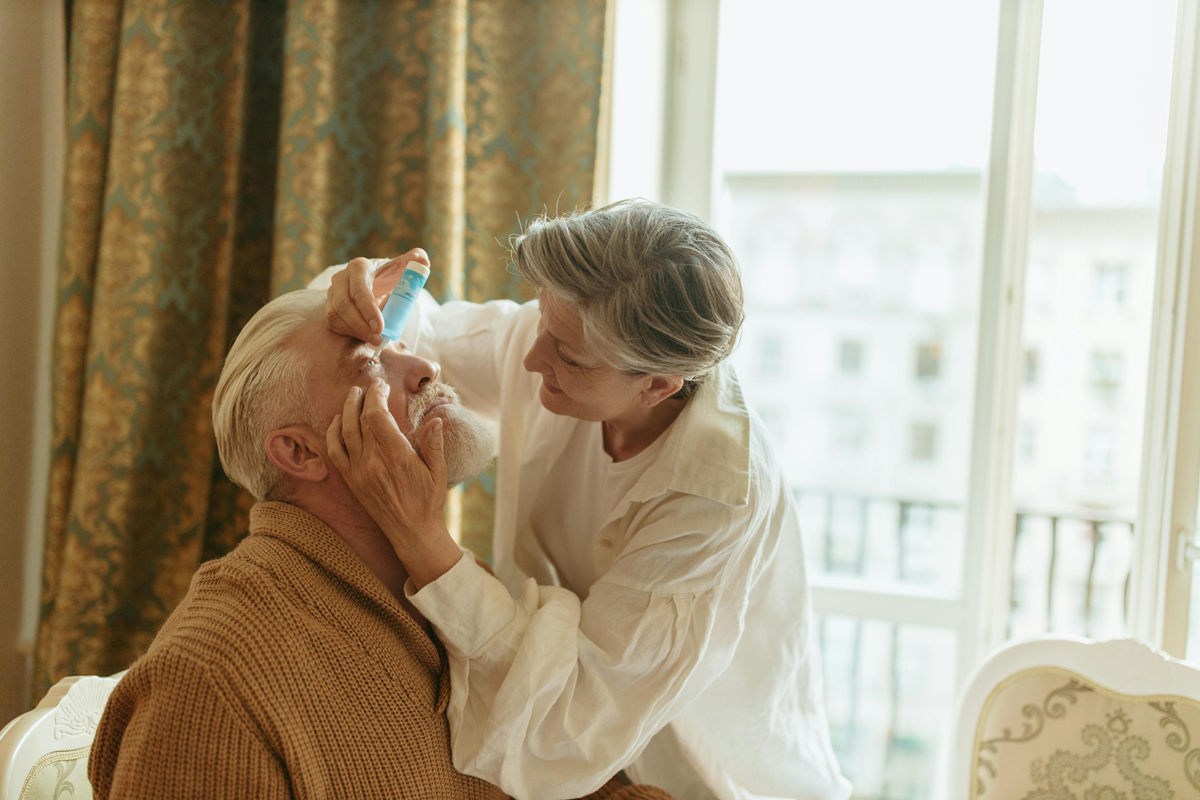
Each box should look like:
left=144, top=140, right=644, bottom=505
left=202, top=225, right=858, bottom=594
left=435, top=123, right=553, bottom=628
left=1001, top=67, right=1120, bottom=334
left=325, top=379, right=464, bottom=588
left=326, top=248, right=430, bottom=346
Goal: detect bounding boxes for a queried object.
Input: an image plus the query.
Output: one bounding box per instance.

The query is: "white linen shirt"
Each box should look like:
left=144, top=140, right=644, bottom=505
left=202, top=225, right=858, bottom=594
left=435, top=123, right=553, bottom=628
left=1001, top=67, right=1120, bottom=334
left=310, top=265, right=850, bottom=800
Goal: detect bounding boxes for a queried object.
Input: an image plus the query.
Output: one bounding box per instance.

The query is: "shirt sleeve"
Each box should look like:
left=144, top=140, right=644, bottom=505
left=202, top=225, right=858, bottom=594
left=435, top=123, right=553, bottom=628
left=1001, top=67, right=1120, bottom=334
left=90, top=650, right=289, bottom=800
left=307, top=259, right=533, bottom=424
left=408, top=497, right=755, bottom=800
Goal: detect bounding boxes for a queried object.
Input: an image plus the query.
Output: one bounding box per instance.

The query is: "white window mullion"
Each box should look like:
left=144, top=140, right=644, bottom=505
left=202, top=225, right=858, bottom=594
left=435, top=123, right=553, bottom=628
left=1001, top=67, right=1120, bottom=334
left=661, top=0, right=721, bottom=221
left=962, top=0, right=1044, bottom=671
left=811, top=580, right=967, bottom=630
left=1131, top=0, right=1200, bottom=655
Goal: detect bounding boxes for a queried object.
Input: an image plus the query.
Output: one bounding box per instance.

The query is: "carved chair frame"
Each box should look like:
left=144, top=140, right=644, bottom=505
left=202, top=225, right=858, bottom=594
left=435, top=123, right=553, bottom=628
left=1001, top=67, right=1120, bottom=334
left=0, top=672, right=126, bottom=800
left=949, top=636, right=1200, bottom=799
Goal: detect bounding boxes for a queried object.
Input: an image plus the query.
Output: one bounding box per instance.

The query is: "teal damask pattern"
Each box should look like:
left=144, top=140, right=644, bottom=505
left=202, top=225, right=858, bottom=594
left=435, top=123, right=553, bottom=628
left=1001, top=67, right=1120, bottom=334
left=37, top=0, right=604, bottom=696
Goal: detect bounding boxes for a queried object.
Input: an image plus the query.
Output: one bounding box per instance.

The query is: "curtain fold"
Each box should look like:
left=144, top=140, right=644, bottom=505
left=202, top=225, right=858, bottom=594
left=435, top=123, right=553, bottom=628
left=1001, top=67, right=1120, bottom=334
left=36, top=0, right=605, bottom=697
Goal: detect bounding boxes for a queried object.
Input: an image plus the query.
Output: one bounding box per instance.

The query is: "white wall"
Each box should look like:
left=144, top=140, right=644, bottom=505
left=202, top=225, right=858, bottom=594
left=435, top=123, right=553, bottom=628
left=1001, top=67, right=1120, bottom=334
left=0, top=0, right=65, bottom=717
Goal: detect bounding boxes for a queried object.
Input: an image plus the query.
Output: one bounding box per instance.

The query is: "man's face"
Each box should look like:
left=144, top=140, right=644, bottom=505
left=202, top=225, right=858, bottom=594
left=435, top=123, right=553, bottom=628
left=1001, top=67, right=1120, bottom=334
left=292, top=315, right=491, bottom=484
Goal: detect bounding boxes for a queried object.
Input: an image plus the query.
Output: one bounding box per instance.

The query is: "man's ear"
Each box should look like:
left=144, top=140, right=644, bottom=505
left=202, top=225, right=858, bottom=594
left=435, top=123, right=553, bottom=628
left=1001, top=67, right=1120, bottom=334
left=640, top=375, right=685, bottom=407
left=264, top=427, right=330, bottom=485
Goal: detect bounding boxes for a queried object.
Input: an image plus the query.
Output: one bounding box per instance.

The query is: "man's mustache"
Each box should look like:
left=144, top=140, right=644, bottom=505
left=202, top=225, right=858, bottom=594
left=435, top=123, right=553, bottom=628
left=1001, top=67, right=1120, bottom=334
left=406, top=382, right=460, bottom=431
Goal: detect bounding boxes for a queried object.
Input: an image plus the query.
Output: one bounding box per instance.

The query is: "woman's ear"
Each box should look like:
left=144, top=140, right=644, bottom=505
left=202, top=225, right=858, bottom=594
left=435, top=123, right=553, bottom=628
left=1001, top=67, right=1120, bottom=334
left=264, top=427, right=330, bottom=485
left=641, top=375, right=685, bottom=407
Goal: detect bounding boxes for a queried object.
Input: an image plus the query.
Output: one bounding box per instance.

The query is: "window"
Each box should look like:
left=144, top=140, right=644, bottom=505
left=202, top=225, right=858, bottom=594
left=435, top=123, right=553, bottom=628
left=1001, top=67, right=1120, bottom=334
left=831, top=411, right=867, bottom=455
left=608, top=0, right=1200, bottom=796
left=761, top=336, right=783, bottom=376
left=838, top=339, right=863, bottom=375
left=1018, top=422, right=1037, bottom=463
left=911, top=422, right=937, bottom=462
left=1023, top=349, right=1040, bottom=386
left=915, top=341, right=943, bottom=381
left=1089, top=351, right=1123, bottom=395
left=1084, top=427, right=1116, bottom=480
left=1093, top=262, right=1130, bottom=310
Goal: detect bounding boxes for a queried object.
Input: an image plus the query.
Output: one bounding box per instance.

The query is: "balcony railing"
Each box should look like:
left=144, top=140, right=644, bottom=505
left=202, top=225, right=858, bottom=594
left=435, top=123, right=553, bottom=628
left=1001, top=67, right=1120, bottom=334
left=793, top=486, right=1134, bottom=800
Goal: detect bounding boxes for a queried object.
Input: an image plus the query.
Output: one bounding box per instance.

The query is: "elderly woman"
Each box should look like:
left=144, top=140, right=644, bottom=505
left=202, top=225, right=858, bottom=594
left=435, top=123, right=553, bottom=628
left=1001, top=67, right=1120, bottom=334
left=313, top=201, right=850, bottom=800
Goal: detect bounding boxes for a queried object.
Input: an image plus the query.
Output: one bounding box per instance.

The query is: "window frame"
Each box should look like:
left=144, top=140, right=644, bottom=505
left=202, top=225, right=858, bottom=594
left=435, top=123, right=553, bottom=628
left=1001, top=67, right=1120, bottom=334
left=603, top=0, right=1200, bottom=792
left=1131, top=0, right=1200, bottom=656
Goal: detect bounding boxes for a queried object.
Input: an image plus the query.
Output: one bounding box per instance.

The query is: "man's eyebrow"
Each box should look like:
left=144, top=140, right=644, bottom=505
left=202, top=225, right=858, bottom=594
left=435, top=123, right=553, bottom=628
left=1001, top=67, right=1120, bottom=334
left=337, top=338, right=407, bottom=373
left=336, top=340, right=369, bottom=374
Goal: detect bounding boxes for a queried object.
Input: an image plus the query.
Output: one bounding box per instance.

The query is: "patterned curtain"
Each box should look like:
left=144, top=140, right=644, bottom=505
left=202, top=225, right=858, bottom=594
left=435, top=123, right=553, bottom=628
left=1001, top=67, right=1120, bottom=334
left=36, top=0, right=606, bottom=697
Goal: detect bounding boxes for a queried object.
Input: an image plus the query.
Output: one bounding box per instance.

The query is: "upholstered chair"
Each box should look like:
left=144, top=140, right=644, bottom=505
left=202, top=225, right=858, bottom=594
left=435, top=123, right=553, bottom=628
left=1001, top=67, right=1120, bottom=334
left=952, top=637, right=1200, bottom=799
left=0, top=673, right=124, bottom=800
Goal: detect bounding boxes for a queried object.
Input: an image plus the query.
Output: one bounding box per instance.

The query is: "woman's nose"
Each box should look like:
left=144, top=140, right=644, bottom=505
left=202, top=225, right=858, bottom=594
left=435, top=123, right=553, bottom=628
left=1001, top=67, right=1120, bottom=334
left=522, top=332, right=551, bottom=374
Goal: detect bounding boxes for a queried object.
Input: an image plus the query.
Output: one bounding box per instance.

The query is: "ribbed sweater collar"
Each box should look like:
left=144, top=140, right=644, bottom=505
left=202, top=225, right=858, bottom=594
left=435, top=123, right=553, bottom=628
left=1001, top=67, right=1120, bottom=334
left=246, top=501, right=445, bottom=681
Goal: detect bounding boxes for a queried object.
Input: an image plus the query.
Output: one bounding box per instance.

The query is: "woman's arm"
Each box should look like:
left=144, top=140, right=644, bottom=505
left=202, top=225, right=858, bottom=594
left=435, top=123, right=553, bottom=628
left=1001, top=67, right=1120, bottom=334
left=324, top=381, right=760, bottom=800
left=407, top=499, right=755, bottom=800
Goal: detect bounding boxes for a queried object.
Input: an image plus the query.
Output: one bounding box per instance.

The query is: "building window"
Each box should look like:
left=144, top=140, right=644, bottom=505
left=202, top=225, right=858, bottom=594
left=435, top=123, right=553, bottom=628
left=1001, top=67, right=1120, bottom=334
left=839, top=339, right=864, bottom=375
left=1089, top=351, right=1123, bottom=395
left=1023, top=349, right=1040, bottom=386
left=1084, top=428, right=1116, bottom=479
left=832, top=411, right=867, bottom=455
left=1018, top=422, right=1037, bottom=463
left=911, top=422, right=937, bottom=462
left=1093, top=263, right=1130, bottom=310
left=761, top=336, right=783, bottom=376
left=916, top=341, right=943, bottom=381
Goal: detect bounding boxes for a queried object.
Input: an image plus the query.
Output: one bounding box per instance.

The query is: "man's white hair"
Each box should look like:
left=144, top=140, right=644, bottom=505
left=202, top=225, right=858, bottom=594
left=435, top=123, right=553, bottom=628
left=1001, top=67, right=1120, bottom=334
left=212, top=290, right=325, bottom=500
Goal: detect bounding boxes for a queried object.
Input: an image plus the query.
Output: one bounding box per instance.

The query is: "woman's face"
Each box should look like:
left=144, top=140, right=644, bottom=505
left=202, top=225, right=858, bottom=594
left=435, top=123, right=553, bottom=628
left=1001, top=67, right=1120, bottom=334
left=522, top=290, right=650, bottom=422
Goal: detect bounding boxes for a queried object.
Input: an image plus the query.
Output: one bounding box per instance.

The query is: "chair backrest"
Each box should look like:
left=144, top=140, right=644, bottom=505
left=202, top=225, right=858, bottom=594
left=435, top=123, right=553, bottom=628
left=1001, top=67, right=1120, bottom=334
left=951, top=636, right=1200, bottom=800
left=0, top=673, right=125, bottom=800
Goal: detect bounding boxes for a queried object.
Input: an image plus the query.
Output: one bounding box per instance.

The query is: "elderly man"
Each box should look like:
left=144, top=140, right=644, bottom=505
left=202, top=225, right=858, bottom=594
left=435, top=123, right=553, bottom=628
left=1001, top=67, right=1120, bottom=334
left=88, top=289, right=671, bottom=800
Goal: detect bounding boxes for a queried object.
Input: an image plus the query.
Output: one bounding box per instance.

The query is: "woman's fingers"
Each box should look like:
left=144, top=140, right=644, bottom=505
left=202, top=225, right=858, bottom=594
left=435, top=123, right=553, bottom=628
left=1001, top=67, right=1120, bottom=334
left=418, top=417, right=448, bottom=488
left=370, top=257, right=407, bottom=305
left=325, top=414, right=350, bottom=477
left=371, top=248, right=429, bottom=302
left=348, top=261, right=384, bottom=338
left=403, top=247, right=430, bottom=268
left=327, top=258, right=384, bottom=345
left=340, top=386, right=365, bottom=459
left=359, top=381, right=410, bottom=453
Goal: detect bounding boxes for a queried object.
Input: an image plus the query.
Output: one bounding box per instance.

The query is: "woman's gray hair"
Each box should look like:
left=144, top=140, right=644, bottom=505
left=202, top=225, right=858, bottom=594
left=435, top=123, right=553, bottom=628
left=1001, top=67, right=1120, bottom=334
left=514, top=199, right=744, bottom=398
left=212, top=290, right=326, bottom=500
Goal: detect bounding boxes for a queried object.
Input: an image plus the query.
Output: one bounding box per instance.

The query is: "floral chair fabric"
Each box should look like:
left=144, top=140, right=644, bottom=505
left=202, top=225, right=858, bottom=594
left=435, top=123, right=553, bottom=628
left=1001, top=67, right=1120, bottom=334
left=973, top=666, right=1200, bottom=799
left=16, top=747, right=92, bottom=800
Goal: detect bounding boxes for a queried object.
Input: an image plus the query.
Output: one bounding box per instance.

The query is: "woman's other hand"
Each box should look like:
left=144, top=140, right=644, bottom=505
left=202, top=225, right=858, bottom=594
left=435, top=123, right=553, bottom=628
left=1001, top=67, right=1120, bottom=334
left=326, top=248, right=430, bottom=346
left=325, top=379, right=462, bottom=588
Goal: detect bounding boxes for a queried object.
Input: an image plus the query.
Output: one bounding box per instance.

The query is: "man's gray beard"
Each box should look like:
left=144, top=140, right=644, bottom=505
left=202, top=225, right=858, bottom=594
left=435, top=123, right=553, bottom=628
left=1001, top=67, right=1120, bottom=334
left=406, top=383, right=495, bottom=487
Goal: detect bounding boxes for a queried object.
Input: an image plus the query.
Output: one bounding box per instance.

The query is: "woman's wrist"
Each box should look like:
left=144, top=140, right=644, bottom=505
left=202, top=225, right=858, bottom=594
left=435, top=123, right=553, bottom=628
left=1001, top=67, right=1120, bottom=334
left=389, top=522, right=464, bottom=590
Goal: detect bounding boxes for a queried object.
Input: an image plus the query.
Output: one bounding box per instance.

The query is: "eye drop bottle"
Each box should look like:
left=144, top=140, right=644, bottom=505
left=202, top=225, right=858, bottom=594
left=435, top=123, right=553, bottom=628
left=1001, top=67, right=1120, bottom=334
left=373, top=261, right=430, bottom=358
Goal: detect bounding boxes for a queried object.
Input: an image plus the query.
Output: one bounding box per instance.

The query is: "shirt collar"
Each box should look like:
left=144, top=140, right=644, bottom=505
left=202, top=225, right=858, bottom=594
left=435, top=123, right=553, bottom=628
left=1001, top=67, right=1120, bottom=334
left=630, top=363, right=752, bottom=508
left=247, top=501, right=445, bottom=678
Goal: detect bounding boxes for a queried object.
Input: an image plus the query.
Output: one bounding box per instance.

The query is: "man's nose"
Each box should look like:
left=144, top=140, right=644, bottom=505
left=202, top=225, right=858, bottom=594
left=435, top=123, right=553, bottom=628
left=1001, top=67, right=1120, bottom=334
left=398, top=352, right=440, bottom=393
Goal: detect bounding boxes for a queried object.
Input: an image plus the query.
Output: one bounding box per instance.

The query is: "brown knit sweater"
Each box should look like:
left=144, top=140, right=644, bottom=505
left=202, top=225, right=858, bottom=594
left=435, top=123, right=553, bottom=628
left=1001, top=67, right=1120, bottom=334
left=88, top=502, right=673, bottom=800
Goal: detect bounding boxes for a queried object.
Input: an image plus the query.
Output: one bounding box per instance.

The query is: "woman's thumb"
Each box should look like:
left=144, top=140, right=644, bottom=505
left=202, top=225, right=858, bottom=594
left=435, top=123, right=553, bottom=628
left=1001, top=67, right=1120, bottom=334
left=422, top=418, right=448, bottom=481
